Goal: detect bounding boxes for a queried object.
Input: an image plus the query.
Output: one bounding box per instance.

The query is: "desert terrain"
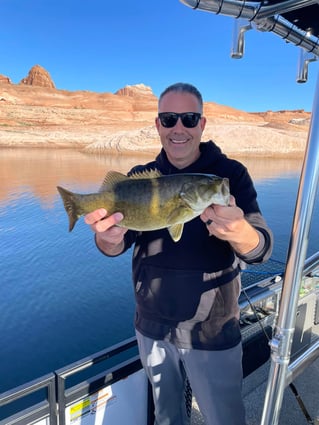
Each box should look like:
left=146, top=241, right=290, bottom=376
left=0, top=65, right=311, bottom=157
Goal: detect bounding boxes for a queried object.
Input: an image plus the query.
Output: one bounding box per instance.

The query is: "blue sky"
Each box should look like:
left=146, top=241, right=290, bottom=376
left=1, top=0, right=318, bottom=112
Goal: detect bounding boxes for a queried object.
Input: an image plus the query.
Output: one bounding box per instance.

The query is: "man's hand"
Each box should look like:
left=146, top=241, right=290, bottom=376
left=200, top=195, right=260, bottom=255
left=84, top=208, right=128, bottom=255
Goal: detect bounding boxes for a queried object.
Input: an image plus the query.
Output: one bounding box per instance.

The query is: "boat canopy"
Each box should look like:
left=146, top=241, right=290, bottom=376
left=180, top=0, right=319, bottom=81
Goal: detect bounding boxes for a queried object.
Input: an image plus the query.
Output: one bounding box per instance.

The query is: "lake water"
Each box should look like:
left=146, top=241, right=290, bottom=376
left=0, top=148, right=318, bottom=393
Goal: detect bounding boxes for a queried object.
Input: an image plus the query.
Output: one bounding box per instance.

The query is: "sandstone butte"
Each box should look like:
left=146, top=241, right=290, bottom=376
left=0, top=64, right=311, bottom=157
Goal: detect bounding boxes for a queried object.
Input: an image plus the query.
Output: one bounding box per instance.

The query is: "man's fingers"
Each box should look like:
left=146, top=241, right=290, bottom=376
left=95, top=213, right=124, bottom=233
left=228, top=195, right=236, bottom=207
left=84, top=208, right=107, bottom=225
left=84, top=209, right=125, bottom=234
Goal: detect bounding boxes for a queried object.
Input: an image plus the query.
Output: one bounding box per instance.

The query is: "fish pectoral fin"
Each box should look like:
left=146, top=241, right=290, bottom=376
left=168, top=206, right=193, bottom=223
left=168, top=224, right=184, bottom=242
left=166, top=207, right=194, bottom=242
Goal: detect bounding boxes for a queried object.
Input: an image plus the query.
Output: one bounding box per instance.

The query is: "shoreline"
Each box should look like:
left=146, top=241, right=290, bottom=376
left=0, top=119, right=309, bottom=159
left=0, top=143, right=306, bottom=158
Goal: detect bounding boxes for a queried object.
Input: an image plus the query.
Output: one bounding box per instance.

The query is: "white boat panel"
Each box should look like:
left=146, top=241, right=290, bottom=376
left=64, top=369, right=148, bottom=425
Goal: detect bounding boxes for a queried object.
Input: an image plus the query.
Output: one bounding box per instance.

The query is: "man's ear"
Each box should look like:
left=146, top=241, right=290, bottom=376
left=200, top=116, right=207, bottom=131
left=155, top=116, right=160, bottom=132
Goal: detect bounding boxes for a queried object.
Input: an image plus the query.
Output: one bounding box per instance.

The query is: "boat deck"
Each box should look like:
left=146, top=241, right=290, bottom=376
left=191, top=326, right=319, bottom=425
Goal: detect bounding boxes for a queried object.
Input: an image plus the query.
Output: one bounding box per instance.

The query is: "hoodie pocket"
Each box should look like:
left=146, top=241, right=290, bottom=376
left=135, top=265, right=225, bottom=322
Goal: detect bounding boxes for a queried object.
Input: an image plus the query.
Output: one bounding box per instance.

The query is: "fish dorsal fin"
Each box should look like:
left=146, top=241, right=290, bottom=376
left=168, top=224, right=184, bottom=242
left=129, top=169, right=162, bottom=180
left=99, top=171, right=128, bottom=192
left=99, top=169, right=162, bottom=192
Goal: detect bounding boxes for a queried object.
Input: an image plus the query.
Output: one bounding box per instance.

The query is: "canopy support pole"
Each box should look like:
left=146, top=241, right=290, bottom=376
left=260, top=69, right=319, bottom=425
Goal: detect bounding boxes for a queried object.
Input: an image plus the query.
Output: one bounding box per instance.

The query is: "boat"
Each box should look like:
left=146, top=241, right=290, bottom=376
left=1, top=1, right=319, bottom=424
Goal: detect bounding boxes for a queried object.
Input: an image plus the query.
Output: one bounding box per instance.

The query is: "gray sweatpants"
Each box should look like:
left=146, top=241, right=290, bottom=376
left=136, top=330, right=246, bottom=425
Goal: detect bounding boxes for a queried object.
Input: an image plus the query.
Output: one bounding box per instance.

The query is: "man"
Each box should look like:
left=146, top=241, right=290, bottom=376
left=85, top=83, right=273, bottom=425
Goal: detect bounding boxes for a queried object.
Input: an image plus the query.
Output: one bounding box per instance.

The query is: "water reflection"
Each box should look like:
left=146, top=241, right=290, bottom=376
left=0, top=147, right=303, bottom=203
left=0, top=148, right=152, bottom=203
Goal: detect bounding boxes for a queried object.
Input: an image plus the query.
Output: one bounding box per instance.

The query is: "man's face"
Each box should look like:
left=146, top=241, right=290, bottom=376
left=155, top=91, right=206, bottom=169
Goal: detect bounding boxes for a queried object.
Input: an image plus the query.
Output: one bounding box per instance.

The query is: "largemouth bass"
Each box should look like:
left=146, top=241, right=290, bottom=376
left=57, top=169, right=230, bottom=242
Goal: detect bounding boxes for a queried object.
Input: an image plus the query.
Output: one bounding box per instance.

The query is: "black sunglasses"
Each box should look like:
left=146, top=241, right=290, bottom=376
left=158, top=112, right=201, bottom=128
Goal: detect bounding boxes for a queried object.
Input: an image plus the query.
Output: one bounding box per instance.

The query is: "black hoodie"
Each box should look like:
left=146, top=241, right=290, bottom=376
left=116, top=141, right=273, bottom=349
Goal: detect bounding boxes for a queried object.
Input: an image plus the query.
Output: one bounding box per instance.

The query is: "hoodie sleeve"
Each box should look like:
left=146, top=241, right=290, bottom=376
left=236, top=212, right=274, bottom=264
left=228, top=161, right=274, bottom=264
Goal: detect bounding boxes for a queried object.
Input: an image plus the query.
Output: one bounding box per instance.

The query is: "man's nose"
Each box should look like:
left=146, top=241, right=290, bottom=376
left=173, top=116, right=185, bottom=129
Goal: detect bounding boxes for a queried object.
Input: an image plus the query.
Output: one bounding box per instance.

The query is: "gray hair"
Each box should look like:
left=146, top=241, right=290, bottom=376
left=158, top=82, right=203, bottom=113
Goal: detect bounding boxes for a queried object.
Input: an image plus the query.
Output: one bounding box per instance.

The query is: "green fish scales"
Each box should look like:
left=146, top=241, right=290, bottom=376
left=57, top=169, right=230, bottom=242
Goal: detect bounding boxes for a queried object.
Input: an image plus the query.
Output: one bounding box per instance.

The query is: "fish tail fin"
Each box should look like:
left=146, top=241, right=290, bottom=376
left=57, top=186, right=80, bottom=232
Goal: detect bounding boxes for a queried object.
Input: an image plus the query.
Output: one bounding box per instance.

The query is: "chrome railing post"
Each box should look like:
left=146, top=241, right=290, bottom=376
left=260, top=70, right=319, bottom=425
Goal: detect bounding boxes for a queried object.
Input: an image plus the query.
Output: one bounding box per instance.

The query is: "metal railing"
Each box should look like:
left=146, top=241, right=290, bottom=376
left=0, top=336, right=153, bottom=425
left=0, top=373, right=57, bottom=425
left=55, top=336, right=147, bottom=425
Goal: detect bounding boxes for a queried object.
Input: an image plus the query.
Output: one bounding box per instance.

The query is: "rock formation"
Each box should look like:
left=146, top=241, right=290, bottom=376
left=0, top=64, right=311, bottom=156
left=115, top=83, right=155, bottom=98
left=20, top=64, right=56, bottom=89
left=0, top=74, right=11, bottom=84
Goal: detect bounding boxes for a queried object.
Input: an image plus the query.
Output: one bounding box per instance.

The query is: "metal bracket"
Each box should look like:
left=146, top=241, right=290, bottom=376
left=297, top=48, right=318, bottom=83
left=269, top=327, right=295, bottom=364
left=231, top=18, right=252, bottom=59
